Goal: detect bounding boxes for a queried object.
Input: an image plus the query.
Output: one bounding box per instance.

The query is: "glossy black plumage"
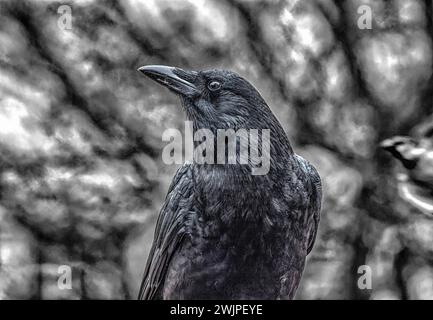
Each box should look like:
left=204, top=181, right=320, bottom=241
left=137, top=66, right=322, bottom=299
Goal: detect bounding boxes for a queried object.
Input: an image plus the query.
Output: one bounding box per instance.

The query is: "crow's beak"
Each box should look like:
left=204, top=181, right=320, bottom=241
left=138, top=65, right=199, bottom=97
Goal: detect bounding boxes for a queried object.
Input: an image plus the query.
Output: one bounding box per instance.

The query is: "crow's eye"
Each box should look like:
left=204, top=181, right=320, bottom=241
left=207, top=81, right=222, bottom=91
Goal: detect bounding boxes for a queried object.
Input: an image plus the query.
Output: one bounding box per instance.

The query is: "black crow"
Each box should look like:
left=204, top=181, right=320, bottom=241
left=137, top=65, right=322, bottom=299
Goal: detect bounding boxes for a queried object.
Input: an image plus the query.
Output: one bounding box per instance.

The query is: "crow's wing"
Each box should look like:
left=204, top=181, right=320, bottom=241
left=138, top=164, right=195, bottom=299
left=295, top=155, right=322, bottom=255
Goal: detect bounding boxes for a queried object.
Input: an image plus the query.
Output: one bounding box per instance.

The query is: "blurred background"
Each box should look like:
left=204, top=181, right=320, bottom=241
left=0, top=0, right=432, bottom=299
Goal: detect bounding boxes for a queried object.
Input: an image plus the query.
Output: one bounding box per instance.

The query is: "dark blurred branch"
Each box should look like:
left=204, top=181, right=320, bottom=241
left=227, top=0, right=354, bottom=161
left=395, top=247, right=410, bottom=300
left=6, top=2, right=158, bottom=159
left=227, top=0, right=289, bottom=101
left=413, top=0, right=433, bottom=133
left=107, top=0, right=168, bottom=61
left=35, top=245, right=44, bottom=300
left=330, top=3, right=386, bottom=123
left=108, top=0, right=193, bottom=67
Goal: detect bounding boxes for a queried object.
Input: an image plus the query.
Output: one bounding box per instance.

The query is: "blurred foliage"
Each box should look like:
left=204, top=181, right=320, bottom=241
left=0, top=0, right=432, bottom=299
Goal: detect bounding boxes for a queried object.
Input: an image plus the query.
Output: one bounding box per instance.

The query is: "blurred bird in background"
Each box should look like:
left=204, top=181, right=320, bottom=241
left=381, top=128, right=433, bottom=217
left=137, top=65, right=322, bottom=300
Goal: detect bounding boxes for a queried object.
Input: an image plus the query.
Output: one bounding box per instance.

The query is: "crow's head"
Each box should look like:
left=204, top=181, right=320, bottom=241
left=138, top=65, right=279, bottom=131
